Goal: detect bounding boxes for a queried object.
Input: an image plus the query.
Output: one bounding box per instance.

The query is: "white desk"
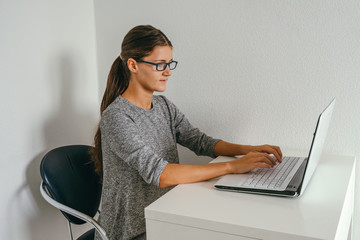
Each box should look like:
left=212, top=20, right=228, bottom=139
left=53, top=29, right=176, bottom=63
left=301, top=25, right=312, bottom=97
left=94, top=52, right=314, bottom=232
left=145, top=154, right=356, bottom=240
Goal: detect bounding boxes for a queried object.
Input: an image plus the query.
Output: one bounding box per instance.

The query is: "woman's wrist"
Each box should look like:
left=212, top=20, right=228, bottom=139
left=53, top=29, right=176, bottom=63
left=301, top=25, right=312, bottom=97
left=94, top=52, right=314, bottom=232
left=225, top=161, right=235, bottom=174
left=237, top=145, right=253, bottom=155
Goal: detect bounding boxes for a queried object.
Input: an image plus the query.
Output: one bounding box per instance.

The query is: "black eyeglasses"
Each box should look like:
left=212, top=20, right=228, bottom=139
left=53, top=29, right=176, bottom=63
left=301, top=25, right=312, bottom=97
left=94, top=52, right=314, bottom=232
left=134, top=59, right=178, bottom=71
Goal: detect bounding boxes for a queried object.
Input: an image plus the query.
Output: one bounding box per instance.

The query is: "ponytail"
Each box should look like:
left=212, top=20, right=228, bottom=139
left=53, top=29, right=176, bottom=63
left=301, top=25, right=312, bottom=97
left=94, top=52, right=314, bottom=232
left=90, top=56, right=129, bottom=181
left=100, top=56, right=130, bottom=113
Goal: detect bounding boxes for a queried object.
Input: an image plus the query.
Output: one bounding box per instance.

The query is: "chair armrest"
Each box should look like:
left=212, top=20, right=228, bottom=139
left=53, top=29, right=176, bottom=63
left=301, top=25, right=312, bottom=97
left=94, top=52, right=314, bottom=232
left=40, top=181, right=108, bottom=240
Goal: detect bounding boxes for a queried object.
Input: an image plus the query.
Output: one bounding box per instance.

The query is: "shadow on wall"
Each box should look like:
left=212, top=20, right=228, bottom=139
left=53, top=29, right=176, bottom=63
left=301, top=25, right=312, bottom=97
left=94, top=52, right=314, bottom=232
left=9, top=53, right=97, bottom=240
left=43, top=53, right=97, bottom=148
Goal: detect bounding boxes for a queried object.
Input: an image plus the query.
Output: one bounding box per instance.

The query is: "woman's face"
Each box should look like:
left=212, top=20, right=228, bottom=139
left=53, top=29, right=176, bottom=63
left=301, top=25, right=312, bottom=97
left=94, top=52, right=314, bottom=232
left=133, top=45, right=173, bottom=93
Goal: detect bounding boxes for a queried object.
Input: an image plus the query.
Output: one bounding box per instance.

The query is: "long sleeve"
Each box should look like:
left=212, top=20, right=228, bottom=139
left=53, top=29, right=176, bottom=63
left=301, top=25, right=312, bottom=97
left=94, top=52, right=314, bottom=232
left=159, top=96, right=221, bottom=158
left=101, top=108, right=169, bottom=186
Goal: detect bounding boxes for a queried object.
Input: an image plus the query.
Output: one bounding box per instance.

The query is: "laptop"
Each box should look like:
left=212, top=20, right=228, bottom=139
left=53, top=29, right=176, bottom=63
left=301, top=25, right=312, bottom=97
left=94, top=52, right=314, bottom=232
left=214, top=98, right=336, bottom=197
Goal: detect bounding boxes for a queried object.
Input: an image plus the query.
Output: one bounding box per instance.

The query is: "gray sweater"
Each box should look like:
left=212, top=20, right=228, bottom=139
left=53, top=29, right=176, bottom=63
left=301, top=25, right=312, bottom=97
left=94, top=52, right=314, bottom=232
left=96, top=95, right=220, bottom=240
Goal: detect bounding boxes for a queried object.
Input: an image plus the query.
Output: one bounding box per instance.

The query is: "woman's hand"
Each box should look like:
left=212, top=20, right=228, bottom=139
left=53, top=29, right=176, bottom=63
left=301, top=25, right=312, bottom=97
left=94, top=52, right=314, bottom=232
left=228, top=151, right=278, bottom=174
left=243, top=144, right=282, bottom=163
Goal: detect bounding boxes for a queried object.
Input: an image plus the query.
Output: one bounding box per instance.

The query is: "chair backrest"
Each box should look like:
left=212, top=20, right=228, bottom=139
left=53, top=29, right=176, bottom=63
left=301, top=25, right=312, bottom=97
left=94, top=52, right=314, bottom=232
left=40, top=145, right=102, bottom=224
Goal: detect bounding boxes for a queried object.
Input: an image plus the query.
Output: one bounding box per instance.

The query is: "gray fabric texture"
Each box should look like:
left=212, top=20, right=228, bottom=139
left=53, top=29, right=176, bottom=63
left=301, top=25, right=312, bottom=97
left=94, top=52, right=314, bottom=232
left=95, top=95, right=220, bottom=240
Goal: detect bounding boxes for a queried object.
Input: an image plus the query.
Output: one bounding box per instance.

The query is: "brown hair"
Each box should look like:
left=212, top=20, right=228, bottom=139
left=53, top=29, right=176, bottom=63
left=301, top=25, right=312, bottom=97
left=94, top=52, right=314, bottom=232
left=90, top=25, right=172, bottom=181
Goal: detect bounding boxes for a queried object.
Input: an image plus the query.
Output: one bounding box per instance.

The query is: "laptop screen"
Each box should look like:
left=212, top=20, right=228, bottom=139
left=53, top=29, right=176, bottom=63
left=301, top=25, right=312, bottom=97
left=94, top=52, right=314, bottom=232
left=299, top=98, right=335, bottom=195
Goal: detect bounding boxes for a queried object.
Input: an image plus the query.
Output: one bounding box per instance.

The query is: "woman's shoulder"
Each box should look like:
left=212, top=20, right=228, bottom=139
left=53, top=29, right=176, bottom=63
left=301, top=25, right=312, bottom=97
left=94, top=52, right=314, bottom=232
left=154, top=95, right=176, bottom=109
left=154, top=95, right=182, bottom=118
left=101, top=96, right=136, bottom=122
left=103, top=96, right=125, bottom=113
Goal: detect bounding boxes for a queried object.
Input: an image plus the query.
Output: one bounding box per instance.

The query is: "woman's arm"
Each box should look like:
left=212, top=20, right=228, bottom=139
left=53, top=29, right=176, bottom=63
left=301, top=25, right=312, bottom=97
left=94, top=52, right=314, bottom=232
left=213, top=141, right=283, bottom=161
left=159, top=150, right=279, bottom=188
left=213, top=141, right=252, bottom=156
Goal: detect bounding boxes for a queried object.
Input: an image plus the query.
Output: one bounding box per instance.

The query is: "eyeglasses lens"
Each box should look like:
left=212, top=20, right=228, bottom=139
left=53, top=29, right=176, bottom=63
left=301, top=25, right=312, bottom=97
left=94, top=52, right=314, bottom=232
left=157, top=63, right=167, bottom=71
left=169, top=61, right=177, bottom=70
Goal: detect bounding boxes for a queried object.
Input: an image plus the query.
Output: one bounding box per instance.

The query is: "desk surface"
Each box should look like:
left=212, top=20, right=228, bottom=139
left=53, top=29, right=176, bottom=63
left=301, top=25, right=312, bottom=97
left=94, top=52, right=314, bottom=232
left=145, top=154, right=356, bottom=240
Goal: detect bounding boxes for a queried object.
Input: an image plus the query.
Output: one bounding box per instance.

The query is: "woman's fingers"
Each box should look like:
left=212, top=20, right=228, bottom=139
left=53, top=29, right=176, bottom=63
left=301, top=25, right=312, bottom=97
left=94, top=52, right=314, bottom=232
left=254, top=152, right=276, bottom=167
left=260, top=145, right=283, bottom=163
left=271, top=145, right=283, bottom=162
left=253, top=162, right=273, bottom=169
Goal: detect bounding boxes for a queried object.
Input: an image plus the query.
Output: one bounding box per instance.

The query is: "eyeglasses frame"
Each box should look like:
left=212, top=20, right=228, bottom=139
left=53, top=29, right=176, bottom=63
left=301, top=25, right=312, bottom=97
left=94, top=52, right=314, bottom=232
left=134, top=59, right=178, bottom=71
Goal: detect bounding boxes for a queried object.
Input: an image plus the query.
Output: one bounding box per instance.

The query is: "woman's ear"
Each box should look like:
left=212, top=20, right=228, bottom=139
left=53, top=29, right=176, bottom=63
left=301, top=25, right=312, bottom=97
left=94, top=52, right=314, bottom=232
left=127, top=58, right=138, bottom=73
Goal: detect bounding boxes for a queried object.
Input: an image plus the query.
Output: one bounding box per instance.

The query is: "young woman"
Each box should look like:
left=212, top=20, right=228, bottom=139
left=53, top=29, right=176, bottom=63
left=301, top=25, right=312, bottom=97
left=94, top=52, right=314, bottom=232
left=91, top=25, right=282, bottom=240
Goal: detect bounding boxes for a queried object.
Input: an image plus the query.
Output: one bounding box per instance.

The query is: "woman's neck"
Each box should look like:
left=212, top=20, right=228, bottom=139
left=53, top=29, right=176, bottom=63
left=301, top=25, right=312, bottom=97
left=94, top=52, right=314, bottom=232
left=121, top=84, right=153, bottom=110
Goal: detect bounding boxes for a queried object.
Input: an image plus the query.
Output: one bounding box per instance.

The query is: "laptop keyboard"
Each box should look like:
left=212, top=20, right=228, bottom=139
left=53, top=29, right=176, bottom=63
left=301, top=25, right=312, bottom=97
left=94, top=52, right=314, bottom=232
left=241, top=156, right=300, bottom=190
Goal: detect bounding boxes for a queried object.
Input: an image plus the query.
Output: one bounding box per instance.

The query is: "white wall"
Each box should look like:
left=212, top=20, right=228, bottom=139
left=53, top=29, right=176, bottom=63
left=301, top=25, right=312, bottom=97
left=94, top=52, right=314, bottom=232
left=94, top=0, right=360, bottom=239
left=1, top=1, right=358, bottom=239
left=0, top=1, right=99, bottom=239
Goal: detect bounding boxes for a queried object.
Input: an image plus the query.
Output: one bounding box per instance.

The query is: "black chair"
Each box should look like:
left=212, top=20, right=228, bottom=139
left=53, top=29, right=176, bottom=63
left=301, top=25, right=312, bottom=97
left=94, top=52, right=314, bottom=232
left=40, top=145, right=108, bottom=240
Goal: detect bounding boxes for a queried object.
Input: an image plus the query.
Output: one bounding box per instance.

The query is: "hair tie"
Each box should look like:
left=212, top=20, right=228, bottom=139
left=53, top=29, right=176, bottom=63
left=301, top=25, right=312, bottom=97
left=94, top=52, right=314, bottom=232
left=119, top=55, right=128, bottom=66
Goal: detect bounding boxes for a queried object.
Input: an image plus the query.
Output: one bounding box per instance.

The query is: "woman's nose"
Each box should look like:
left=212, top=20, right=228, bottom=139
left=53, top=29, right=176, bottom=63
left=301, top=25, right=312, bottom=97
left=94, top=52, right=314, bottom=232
left=163, top=66, right=172, bottom=76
